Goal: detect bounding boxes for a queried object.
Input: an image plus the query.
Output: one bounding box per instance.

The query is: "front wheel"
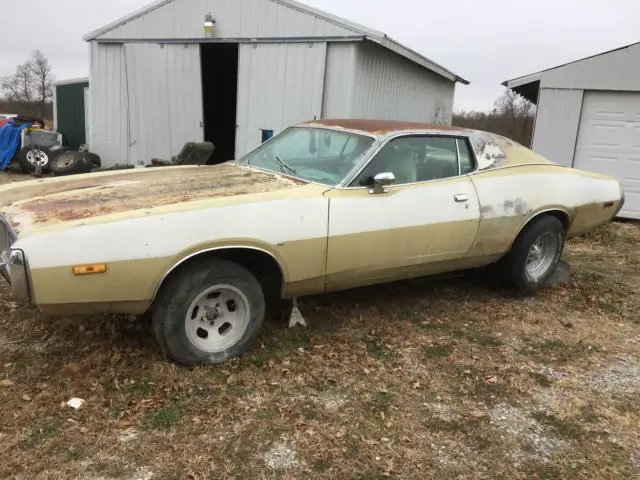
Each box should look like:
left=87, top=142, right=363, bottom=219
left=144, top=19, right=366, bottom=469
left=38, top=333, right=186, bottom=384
left=499, top=216, right=565, bottom=292
left=152, top=259, right=265, bottom=366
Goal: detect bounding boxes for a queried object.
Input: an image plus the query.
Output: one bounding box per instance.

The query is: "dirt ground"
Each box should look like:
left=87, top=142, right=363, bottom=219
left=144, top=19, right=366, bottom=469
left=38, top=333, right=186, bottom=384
left=1, top=172, right=639, bottom=479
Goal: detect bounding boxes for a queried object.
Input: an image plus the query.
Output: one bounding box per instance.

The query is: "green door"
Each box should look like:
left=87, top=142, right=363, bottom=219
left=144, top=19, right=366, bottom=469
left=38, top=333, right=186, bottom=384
left=55, top=81, right=89, bottom=150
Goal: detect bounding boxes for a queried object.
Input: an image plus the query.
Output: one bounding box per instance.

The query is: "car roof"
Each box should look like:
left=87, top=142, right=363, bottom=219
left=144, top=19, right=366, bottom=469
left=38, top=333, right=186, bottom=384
left=298, top=119, right=471, bottom=137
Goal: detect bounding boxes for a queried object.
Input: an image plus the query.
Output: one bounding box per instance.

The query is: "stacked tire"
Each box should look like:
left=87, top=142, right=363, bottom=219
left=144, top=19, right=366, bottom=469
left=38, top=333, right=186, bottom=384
left=50, top=151, right=101, bottom=176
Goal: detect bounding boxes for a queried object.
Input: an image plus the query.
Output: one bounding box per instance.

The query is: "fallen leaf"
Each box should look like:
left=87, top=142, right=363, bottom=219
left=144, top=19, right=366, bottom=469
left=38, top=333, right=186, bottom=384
left=484, top=376, right=499, bottom=384
left=0, top=380, right=14, bottom=388
left=22, top=394, right=32, bottom=402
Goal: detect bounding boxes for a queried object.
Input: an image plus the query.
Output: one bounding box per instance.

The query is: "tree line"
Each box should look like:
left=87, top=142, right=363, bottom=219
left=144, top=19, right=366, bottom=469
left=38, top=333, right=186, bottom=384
left=1, top=50, right=54, bottom=120
left=453, top=89, right=536, bottom=147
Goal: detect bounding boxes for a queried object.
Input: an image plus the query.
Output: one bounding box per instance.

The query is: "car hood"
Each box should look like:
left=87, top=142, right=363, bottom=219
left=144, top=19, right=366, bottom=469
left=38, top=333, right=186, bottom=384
left=0, top=163, right=307, bottom=236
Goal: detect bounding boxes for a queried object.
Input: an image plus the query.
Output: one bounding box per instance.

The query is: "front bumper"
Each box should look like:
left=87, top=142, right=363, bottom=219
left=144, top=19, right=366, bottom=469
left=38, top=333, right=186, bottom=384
left=0, top=216, right=31, bottom=304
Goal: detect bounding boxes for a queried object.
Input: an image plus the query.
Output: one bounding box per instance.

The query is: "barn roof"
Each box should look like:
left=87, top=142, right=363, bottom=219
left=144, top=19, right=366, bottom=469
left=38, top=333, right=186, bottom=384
left=83, top=0, right=469, bottom=85
left=502, top=40, right=640, bottom=104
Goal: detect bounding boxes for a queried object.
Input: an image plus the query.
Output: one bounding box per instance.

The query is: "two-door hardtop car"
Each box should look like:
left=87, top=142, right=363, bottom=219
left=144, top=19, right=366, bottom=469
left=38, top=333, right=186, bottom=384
left=0, top=119, right=624, bottom=365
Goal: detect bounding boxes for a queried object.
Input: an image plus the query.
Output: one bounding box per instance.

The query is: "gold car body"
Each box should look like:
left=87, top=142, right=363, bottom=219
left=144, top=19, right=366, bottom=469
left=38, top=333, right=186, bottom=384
left=0, top=120, right=623, bottom=315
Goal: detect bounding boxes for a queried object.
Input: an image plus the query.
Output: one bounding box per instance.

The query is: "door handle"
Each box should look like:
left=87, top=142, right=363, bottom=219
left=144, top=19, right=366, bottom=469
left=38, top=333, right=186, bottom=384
left=454, top=194, right=468, bottom=203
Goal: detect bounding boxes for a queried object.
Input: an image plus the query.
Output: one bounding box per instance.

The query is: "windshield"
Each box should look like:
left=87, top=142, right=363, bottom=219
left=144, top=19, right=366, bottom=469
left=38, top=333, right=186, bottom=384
left=238, top=127, right=375, bottom=186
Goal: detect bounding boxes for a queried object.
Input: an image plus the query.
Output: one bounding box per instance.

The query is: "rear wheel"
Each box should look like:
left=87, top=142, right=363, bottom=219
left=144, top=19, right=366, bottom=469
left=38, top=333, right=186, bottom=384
left=152, top=259, right=265, bottom=366
left=499, top=215, right=565, bottom=292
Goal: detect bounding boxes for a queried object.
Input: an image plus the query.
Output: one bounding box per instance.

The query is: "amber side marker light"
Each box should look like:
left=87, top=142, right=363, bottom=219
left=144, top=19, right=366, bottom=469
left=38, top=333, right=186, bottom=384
left=73, top=264, right=107, bottom=276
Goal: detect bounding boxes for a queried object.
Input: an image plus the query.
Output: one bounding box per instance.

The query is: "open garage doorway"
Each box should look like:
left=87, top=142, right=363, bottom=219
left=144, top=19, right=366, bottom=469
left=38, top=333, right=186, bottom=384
left=201, top=43, right=239, bottom=164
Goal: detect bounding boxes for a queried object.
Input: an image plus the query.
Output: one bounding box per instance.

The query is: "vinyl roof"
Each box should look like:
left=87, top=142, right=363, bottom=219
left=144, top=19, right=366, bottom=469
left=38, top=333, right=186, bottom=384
left=83, top=0, right=469, bottom=85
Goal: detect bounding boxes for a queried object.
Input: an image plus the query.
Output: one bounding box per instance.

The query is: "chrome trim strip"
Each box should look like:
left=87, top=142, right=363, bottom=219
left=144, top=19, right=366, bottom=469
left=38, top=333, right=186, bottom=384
left=456, top=138, right=463, bottom=176
left=150, top=246, right=287, bottom=305
left=509, top=208, right=573, bottom=249
left=0, top=215, right=17, bottom=248
left=8, top=249, right=32, bottom=304
left=614, top=186, right=626, bottom=217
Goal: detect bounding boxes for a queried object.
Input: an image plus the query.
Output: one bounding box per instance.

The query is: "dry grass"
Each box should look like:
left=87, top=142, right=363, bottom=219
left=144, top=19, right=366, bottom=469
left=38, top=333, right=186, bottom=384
left=1, top=173, right=639, bottom=478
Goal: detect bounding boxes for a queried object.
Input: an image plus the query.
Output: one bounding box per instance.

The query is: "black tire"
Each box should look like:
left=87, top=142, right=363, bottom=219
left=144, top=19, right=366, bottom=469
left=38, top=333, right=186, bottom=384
left=48, top=145, right=70, bottom=159
left=152, top=259, right=266, bottom=366
left=84, top=152, right=102, bottom=167
left=50, top=151, right=93, bottom=176
left=498, top=215, right=565, bottom=292
left=17, top=146, right=52, bottom=173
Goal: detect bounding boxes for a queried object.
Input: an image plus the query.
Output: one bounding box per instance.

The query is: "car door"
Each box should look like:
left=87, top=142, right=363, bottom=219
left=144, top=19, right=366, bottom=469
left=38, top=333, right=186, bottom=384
left=324, top=134, right=481, bottom=291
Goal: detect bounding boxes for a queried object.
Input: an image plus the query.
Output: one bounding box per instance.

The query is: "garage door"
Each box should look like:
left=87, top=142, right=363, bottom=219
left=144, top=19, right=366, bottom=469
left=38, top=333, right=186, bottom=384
left=235, top=42, right=327, bottom=158
left=574, top=91, right=640, bottom=219
left=125, top=43, right=204, bottom=165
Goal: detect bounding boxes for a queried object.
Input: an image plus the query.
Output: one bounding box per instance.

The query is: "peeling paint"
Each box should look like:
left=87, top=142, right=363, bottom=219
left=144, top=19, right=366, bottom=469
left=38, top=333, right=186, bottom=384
left=0, top=163, right=304, bottom=234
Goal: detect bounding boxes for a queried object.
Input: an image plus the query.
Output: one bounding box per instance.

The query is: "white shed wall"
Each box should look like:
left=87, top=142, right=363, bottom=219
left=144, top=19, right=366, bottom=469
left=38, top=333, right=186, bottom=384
left=89, top=43, right=129, bottom=165
left=124, top=43, right=203, bottom=166
left=98, top=0, right=354, bottom=40
left=531, top=88, right=584, bottom=167
left=89, top=42, right=203, bottom=167
left=541, top=43, right=640, bottom=91
left=351, top=42, right=455, bottom=124
left=236, top=42, right=327, bottom=157
left=322, top=43, right=358, bottom=118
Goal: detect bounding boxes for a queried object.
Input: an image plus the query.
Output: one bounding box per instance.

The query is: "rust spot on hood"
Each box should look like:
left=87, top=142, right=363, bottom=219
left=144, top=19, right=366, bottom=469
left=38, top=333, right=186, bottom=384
left=300, top=119, right=469, bottom=135
left=1, top=163, right=303, bottom=234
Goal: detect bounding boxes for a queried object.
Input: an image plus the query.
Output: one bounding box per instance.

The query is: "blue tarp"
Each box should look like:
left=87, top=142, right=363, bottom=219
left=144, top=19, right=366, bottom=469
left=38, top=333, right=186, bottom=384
left=0, top=121, right=31, bottom=170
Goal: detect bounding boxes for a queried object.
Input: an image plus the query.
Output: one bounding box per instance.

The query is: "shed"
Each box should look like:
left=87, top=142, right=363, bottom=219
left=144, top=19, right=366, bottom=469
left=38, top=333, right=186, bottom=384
left=83, top=0, right=468, bottom=168
left=503, top=41, right=640, bottom=219
left=53, top=78, right=90, bottom=150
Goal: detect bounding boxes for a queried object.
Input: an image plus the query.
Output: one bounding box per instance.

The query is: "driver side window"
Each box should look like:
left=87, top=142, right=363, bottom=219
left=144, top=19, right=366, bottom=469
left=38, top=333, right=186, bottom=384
left=351, top=136, right=462, bottom=187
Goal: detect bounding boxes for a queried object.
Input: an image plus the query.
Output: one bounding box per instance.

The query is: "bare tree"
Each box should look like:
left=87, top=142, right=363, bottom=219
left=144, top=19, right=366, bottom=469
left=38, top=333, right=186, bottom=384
left=1, top=50, right=54, bottom=118
left=30, top=50, right=54, bottom=107
left=453, top=89, right=536, bottom=146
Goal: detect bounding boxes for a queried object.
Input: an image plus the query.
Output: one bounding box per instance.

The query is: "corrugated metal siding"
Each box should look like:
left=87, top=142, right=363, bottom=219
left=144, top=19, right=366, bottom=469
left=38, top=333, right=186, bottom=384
left=541, top=43, right=640, bottom=91
left=99, top=0, right=353, bottom=40
left=89, top=43, right=203, bottom=167
left=351, top=42, right=455, bottom=124
left=531, top=88, right=584, bottom=167
left=124, top=43, right=203, bottom=166
left=322, top=43, right=357, bottom=118
left=236, top=42, right=327, bottom=157
left=89, top=43, right=129, bottom=166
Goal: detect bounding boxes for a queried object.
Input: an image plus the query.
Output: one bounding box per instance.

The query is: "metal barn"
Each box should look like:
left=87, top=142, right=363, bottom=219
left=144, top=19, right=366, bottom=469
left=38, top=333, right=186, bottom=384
left=83, top=0, right=468, bottom=168
left=503, top=41, right=640, bottom=219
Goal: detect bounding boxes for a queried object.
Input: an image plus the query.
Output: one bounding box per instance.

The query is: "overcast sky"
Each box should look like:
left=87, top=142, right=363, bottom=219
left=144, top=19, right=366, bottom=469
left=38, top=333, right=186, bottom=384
left=1, top=0, right=638, bottom=111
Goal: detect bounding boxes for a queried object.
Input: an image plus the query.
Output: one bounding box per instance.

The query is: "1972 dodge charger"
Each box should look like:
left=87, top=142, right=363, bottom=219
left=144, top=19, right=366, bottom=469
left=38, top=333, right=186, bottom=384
left=0, top=119, right=625, bottom=365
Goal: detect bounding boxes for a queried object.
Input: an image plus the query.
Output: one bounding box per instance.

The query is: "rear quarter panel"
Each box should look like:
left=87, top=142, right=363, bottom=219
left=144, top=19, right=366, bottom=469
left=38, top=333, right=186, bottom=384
left=469, top=164, right=621, bottom=258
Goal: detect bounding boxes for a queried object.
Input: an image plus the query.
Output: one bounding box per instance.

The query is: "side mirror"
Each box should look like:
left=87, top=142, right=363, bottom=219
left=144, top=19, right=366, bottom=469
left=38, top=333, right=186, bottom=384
left=370, top=172, right=395, bottom=194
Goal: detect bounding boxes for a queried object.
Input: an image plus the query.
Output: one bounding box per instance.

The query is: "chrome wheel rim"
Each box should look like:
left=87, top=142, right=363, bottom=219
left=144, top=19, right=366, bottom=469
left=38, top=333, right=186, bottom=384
left=526, top=233, right=559, bottom=280
left=185, top=285, right=251, bottom=354
left=26, top=149, right=48, bottom=166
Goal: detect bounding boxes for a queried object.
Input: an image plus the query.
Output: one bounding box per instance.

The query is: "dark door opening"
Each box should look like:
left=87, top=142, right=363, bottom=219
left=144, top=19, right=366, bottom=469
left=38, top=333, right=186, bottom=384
left=201, top=43, right=239, bottom=164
